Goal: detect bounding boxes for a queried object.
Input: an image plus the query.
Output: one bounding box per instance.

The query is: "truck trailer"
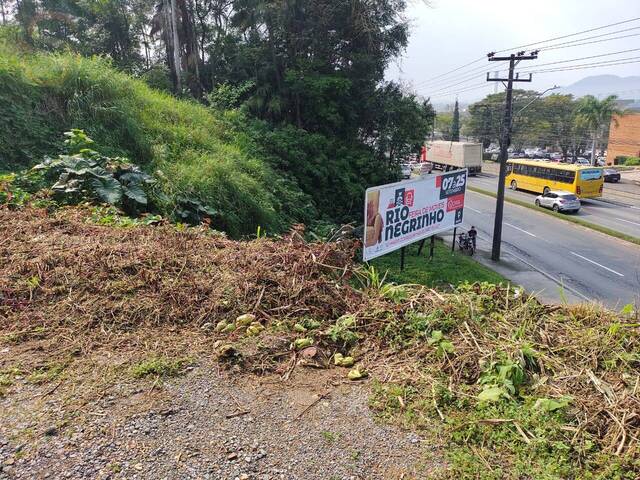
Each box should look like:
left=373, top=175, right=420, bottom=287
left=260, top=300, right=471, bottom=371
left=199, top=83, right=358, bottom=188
left=425, top=141, right=482, bottom=175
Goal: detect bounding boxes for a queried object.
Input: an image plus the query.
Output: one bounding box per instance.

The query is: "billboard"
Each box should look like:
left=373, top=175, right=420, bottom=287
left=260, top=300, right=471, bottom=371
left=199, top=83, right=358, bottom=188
left=363, top=169, right=467, bottom=261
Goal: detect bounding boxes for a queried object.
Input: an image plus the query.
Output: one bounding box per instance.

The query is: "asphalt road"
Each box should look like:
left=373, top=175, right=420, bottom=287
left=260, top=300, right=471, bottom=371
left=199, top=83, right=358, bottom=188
left=468, top=173, right=640, bottom=239
left=458, top=189, right=640, bottom=308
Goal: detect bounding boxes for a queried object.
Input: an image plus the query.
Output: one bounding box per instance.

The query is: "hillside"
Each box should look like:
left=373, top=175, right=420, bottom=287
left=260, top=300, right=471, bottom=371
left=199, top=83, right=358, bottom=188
left=0, top=41, right=317, bottom=237
left=558, top=74, right=640, bottom=99
left=1, top=206, right=638, bottom=478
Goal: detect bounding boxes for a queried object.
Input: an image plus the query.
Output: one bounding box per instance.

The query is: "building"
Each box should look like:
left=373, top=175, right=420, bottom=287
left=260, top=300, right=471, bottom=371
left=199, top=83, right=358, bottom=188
left=607, top=112, right=640, bottom=165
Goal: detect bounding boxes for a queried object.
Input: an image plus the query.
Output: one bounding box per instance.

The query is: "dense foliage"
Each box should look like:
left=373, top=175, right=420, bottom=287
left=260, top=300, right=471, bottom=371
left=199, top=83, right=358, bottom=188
left=0, top=0, right=435, bottom=232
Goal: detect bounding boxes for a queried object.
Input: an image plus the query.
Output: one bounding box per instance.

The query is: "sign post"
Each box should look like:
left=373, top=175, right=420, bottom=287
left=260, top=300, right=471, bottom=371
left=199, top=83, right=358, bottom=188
left=363, top=169, right=467, bottom=262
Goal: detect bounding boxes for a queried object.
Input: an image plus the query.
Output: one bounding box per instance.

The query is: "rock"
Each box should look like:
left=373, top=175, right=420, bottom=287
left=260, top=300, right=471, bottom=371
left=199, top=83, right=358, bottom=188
left=227, top=453, right=238, bottom=461
left=44, top=426, right=58, bottom=437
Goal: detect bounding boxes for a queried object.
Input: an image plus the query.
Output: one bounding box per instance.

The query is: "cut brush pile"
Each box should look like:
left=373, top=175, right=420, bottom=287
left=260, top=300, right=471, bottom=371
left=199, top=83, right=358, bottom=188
left=1, top=206, right=639, bottom=478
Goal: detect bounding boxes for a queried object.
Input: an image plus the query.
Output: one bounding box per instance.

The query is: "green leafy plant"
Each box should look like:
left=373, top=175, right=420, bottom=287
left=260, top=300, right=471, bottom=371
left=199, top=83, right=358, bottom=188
left=33, top=130, right=152, bottom=214
left=478, top=356, right=526, bottom=402
left=326, top=314, right=359, bottom=346
left=427, top=330, right=454, bottom=356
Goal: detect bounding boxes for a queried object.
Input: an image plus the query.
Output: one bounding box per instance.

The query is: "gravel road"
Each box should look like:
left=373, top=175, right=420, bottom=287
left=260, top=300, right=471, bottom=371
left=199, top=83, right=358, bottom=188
left=1, top=365, right=438, bottom=480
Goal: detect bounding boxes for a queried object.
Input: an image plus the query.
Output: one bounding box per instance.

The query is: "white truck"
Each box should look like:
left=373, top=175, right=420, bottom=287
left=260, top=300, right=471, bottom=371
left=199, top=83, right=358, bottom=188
left=425, top=141, right=482, bottom=175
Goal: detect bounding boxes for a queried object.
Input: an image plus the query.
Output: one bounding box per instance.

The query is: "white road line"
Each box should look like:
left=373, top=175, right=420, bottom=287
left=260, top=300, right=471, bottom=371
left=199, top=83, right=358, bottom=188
left=467, top=206, right=483, bottom=214
left=615, top=217, right=640, bottom=227
left=570, top=252, right=625, bottom=277
left=504, top=222, right=537, bottom=237
left=504, top=250, right=592, bottom=302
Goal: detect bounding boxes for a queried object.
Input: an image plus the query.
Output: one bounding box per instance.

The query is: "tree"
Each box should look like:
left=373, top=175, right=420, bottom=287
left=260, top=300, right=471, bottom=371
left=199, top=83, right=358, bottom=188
left=363, top=82, right=435, bottom=165
left=433, top=112, right=452, bottom=140
left=540, top=94, right=576, bottom=160
left=576, top=95, right=624, bottom=165
left=466, top=90, right=546, bottom=149
left=451, top=99, right=460, bottom=142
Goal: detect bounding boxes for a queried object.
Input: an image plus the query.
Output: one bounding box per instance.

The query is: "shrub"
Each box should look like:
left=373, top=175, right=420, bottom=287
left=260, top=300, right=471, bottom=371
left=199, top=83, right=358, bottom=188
left=34, top=130, right=153, bottom=215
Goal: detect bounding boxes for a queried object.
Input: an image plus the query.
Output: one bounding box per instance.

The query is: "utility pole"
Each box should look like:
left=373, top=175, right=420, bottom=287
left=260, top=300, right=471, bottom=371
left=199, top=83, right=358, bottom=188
left=486, top=50, right=538, bottom=261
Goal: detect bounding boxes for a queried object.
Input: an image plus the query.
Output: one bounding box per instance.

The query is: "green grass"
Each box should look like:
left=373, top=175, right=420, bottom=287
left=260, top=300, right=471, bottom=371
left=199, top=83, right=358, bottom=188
left=0, top=32, right=311, bottom=237
left=468, top=186, right=640, bottom=247
left=368, top=239, right=507, bottom=288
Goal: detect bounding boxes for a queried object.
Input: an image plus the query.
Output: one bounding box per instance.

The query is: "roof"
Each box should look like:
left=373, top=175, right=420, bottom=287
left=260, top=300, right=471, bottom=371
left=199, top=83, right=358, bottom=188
left=507, top=159, right=603, bottom=171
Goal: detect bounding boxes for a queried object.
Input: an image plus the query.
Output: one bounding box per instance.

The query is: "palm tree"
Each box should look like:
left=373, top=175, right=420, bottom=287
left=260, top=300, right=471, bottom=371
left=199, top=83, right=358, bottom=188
left=151, top=0, right=202, bottom=97
left=575, top=95, right=624, bottom=165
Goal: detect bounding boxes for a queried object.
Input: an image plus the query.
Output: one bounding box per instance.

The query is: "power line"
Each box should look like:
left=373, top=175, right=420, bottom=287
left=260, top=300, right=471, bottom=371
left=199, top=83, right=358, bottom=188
left=530, top=58, right=640, bottom=74
left=427, top=83, right=493, bottom=99
left=414, top=61, right=507, bottom=90
left=493, top=47, right=640, bottom=73
left=411, top=18, right=640, bottom=92
left=493, top=16, right=640, bottom=54
left=436, top=48, right=640, bottom=95
left=541, top=32, right=640, bottom=52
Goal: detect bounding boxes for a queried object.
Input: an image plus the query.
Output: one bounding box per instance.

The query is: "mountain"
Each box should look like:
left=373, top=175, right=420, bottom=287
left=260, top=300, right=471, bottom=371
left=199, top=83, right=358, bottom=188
left=558, top=75, right=640, bottom=99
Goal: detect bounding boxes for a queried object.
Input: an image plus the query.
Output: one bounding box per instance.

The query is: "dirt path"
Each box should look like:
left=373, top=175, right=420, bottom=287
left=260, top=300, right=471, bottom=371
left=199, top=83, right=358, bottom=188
left=0, top=365, right=437, bottom=480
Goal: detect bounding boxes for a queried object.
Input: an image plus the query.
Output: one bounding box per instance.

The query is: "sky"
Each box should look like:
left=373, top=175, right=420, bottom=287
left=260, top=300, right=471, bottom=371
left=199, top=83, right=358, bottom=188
left=387, top=0, right=640, bottom=107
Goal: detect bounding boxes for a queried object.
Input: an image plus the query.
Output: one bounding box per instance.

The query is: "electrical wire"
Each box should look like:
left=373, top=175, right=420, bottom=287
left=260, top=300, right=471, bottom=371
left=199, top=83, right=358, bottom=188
left=491, top=47, right=640, bottom=73
left=529, top=59, right=640, bottom=74
left=493, top=16, right=640, bottom=54
left=410, top=18, right=640, bottom=92
left=540, top=32, right=640, bottom=52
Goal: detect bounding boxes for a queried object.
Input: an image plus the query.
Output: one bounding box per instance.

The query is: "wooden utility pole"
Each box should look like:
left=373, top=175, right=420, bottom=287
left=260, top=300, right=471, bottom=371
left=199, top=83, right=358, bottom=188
left=486, top=51, right=538, bottom=261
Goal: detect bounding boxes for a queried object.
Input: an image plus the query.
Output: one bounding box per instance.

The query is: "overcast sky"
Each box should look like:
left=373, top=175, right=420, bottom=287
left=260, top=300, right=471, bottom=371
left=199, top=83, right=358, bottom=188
left=387, top=0, right=640, bottom=106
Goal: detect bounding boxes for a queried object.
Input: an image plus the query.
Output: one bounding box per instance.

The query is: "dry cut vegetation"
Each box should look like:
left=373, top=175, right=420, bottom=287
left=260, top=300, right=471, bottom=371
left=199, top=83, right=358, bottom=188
left=1, top=205, right=639, bottom=478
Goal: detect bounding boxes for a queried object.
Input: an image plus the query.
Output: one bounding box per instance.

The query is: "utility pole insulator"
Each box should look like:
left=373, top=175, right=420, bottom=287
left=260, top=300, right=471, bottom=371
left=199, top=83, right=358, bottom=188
left=485, top=52, right=538, bottom=261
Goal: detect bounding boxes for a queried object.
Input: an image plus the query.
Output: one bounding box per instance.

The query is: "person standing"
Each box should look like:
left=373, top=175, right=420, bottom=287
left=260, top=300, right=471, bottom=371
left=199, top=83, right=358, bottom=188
left=468, top=226, right=477, bottom=250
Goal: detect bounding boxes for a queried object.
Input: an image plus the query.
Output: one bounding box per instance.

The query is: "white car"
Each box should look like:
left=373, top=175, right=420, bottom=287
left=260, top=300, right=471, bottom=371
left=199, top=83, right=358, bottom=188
left=535, top=190, right=581, bottom=213
left=575, top=157, right=590, bottom=166
left=400, top=164, right=412, bottom=179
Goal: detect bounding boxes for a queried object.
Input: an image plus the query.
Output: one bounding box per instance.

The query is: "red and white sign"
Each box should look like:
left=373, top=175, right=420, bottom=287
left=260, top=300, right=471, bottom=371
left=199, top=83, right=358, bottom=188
left=363, top=169, right=467, bottom=261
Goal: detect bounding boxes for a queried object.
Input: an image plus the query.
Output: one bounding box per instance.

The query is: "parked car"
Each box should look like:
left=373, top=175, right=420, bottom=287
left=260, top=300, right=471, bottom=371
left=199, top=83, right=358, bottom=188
left=550, top=152, right=563, bottom=161
left=603, top=168, right=621, bottom=183
left=575, top=157, right=590, bottom=166
left=535, top=190, right=581, bottom=213
left=400, top=164, right=412, bottom=179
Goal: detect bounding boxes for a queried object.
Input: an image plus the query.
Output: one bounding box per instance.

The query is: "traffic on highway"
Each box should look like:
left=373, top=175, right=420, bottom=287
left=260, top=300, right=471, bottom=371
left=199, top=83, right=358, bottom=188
left=406, top=142, right=640, bottom=307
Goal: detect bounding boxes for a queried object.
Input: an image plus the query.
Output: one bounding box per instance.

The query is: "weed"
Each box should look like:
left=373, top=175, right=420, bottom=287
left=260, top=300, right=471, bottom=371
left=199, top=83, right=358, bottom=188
left=27, top=362, right=66, bottom=384
left=321, top=431, right=339, bottom=443
left=131, top=357, right=190, bottom=378
left=326, top=314, right=359, bottom=346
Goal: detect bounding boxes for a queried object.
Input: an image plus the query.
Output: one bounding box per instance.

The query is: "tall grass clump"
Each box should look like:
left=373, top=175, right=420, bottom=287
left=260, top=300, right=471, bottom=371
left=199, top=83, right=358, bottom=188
left=0, top=29, right=314, bottom=236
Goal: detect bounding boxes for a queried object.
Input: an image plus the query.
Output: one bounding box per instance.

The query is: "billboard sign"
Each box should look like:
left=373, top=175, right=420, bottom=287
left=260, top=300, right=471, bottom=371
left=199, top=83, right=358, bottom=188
left=363, top=169, right=467, bottom=261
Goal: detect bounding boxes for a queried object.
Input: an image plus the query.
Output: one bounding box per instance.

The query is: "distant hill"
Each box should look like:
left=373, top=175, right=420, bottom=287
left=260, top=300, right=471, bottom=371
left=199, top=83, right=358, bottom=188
left=558, top=75, right=640, bottom=99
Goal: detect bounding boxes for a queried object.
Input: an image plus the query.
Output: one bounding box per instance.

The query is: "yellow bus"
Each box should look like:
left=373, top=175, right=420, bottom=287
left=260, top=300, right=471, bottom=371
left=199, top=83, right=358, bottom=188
left=505, top=160, right=604, bottom=198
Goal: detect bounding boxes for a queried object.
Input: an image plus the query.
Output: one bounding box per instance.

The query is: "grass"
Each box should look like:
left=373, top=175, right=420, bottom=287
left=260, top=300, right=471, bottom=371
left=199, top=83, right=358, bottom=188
left=368, top=239, right=507, bottom=288
left=0, top=32, right=307, bottom=237
left=468, top=186, right=640, bottom=246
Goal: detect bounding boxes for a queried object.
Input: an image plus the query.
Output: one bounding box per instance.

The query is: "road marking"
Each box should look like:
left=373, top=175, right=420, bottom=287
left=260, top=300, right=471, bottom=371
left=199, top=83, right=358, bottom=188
left=570, top=252, right=624, bottom=277
left=454, top=231, right=592, bottom=302
left=615, top=217, right=640, bottom=227
left=467, top=206, right=483, bottom=214
left=505, top=251, right=592, bottom=302
left=504, top=222, right=537, bottom=237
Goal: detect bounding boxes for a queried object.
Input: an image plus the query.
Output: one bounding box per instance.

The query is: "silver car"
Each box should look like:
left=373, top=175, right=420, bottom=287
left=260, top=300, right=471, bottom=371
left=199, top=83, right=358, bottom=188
left=535, top=190, right=581, bottom=213
left=400, top=164, right=412, bottom=179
